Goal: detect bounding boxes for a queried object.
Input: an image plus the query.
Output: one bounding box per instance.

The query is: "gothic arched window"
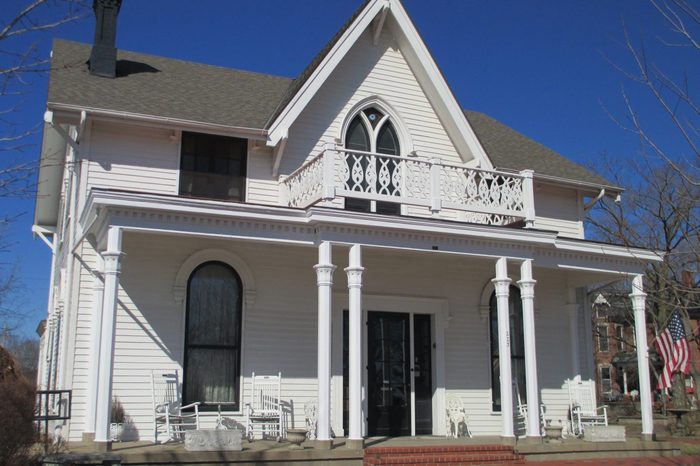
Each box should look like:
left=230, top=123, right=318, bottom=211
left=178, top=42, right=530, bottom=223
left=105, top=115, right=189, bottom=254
left=344, top=107, right=401, bottom=214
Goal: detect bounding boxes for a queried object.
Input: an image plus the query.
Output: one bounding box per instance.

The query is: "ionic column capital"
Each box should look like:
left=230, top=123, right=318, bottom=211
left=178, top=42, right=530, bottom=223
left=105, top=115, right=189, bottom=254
left=314, top=263, right=337, bottom=286
left=491, top=277, right=511, bottom=297
left=101, top=250, right=125, bottom=275
left=345, top=266, right=365, bottom=289
left=517, top=278, right=536, bottom=299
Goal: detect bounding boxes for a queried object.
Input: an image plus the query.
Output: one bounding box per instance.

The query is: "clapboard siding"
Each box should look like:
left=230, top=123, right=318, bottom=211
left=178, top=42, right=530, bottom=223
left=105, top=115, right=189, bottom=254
left=281, top=26, right=463, bottom=188
left=246, top=148, right=280, bottom=205
left=87, top=121, right=179, bottom=195
left=67, top=244, right=100, bottom=439
left=533, top=185, right=584, bottom=238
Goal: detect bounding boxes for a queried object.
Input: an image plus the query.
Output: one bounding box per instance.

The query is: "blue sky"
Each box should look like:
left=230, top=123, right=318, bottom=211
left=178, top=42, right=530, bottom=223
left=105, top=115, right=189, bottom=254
left=1, top=0, right=694, bottom=337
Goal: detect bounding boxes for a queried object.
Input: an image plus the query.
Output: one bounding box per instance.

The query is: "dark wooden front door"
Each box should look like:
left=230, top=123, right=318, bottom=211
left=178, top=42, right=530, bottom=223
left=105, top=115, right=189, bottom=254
left=367, top=312, right=411, bottom=436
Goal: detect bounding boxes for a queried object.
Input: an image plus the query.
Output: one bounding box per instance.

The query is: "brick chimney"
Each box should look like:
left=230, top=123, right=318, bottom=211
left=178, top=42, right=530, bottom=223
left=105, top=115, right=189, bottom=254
left=88, top=0, right=122, bottom=78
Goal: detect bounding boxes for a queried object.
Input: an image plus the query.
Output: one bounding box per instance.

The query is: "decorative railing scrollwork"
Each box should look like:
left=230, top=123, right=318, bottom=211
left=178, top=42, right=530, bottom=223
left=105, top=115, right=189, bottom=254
left=282, top=146, right=534, bottom=226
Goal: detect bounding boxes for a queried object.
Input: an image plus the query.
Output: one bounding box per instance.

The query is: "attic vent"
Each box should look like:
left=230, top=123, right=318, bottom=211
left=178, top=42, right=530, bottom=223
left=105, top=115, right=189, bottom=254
left=88, top=0, right=122, bottom=78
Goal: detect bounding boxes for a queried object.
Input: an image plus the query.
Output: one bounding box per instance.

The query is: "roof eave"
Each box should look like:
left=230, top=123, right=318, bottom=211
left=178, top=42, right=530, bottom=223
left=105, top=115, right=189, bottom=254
left=47, top=102, right=269, bottom=140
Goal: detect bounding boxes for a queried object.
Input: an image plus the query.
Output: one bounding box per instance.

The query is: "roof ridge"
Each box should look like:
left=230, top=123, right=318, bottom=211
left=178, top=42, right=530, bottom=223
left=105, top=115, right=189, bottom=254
left=263, top=0, right=373, bottom=129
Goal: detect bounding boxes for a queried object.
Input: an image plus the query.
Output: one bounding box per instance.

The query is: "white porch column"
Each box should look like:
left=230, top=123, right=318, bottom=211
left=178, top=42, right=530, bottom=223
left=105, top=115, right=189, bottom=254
left=84, top=256, right=105, bottom=440
left=315, top=242, right=335, bottom=445
left=345, top=244, right=364, bottom=448
left=493, top=257, right=514, bottom=438
left=95, top=227, right=124, bottom=448
left=630, top=275, right=654, bottom=439
left=566, top=288, right=581, bottom=377
left=518, top=260, right=540, bottom=437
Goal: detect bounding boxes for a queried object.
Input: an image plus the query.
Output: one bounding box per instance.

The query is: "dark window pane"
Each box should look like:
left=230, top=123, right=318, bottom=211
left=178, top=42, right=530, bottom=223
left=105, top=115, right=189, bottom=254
left=376, top=122, right=399, bottom=155
left=490, top=286, right=524, bottom=412
left=346, top=116, right=370, bottom=152
left=184, top=261, right=243, bottom=408
left=179, top=132, right=247, bottom=201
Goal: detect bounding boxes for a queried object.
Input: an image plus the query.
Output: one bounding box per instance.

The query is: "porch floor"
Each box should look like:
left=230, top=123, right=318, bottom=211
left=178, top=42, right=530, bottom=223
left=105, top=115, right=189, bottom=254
left=54, top=435, right=684, bottom=466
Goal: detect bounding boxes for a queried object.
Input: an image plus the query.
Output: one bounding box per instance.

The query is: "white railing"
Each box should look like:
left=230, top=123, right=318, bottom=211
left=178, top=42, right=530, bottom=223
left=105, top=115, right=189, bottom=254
left=282, top=144, right=535, bottom=227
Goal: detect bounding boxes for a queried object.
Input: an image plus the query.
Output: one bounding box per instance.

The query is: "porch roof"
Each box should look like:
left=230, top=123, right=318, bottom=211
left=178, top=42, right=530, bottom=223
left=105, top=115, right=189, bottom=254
left=81, top=189, right=659, bottom=280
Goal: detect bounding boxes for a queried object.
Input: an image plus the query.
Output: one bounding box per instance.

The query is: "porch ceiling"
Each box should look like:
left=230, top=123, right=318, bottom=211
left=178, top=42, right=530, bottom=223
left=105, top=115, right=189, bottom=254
left=81, top=189, right=658, bottom=279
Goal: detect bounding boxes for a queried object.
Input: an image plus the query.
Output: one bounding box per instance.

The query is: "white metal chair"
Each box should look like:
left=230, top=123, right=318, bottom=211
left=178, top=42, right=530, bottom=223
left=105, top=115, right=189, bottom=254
left=151, top=370, right=200, bottom=443
left=566, top=377, right=608, bottom=436
left=445, top=394, right=472, bottom=437
left=245, top=372, right=283, bottom=441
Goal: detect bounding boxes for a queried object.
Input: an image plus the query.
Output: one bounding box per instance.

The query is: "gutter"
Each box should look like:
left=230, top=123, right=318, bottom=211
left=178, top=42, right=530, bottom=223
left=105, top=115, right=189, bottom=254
left=47, top=102, right=269, bottom=140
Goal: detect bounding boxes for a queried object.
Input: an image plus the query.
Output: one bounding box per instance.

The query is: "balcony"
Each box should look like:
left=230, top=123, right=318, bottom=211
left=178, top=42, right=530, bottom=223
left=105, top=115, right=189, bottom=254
left=282, top=145, right=535, bottom=227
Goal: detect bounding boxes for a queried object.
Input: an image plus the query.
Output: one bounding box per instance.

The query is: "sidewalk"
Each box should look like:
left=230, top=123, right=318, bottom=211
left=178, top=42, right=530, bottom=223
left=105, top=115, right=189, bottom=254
left=528, top=455, right=700, bottom=465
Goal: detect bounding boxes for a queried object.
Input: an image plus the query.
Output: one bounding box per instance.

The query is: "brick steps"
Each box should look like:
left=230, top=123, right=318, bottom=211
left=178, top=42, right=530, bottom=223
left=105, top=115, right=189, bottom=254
left=364, top=444, right=525, bottom=466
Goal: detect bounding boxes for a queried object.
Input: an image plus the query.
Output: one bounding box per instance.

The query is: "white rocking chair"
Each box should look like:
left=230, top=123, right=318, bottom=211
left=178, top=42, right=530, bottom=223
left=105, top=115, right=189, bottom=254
left=566, top=377, right=608, bottom=436
left=151, top=370, right=200, bottom=443
left=445, top=394, right=472, bottom=437
left=245, top=372, right=283, bottom=441
left=514, top=380, right=546, bottom=436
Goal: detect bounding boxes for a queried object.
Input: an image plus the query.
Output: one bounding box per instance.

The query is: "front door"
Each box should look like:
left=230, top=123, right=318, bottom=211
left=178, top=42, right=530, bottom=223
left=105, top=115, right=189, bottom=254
left=343, top=310, right=434, bottom=437
left=367, top=311, right=411, bottom=436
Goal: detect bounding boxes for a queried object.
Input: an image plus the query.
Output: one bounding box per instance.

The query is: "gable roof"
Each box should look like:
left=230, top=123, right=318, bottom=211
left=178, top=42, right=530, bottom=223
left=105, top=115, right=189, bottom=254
left=45, top=35, right=618, bottom=192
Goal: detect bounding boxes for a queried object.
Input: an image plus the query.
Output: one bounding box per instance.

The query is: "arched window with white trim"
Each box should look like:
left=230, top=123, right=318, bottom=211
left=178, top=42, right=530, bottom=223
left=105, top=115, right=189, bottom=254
left=183, top=261, right=242, bottom=410
left=344, top=106, right=401, bottom=214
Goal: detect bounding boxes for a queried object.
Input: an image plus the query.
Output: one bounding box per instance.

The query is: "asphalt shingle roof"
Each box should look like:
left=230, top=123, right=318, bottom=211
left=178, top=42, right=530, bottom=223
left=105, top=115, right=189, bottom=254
left=47, top=39, right=615, bottom=189
left=48, top=40, right=293, bottom=129
left=464, top=111, right=614, bottom=187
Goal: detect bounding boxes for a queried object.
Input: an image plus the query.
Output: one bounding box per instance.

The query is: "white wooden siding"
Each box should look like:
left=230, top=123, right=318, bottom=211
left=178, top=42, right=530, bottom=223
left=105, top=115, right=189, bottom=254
left=533, top=185, right=584, bottom=238
left=281, top=26, right=462, bottom=182
left=86, top=121, right=179, bottom=195
left=246, top=147, right=279, bottom=205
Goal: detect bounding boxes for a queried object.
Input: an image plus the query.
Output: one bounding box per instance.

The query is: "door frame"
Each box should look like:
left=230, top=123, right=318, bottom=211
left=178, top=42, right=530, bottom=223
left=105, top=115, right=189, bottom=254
left=331, top=293, right=448, bottom=437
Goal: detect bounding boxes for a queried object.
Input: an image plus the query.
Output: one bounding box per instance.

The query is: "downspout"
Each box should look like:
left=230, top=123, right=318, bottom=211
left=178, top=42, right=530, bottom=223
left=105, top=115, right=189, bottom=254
left=32, top=228, right=57, bottom=390
left=583, top=188, right=605, bottom=212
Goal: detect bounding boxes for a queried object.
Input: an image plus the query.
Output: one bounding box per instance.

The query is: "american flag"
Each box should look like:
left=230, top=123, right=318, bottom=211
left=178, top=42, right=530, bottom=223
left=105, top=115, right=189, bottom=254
left=655, top=311, right=690, bottom=389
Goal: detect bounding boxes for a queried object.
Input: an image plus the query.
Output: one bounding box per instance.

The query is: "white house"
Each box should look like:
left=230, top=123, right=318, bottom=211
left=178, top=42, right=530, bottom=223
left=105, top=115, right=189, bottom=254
left=34, top=0, right=659, bottom=450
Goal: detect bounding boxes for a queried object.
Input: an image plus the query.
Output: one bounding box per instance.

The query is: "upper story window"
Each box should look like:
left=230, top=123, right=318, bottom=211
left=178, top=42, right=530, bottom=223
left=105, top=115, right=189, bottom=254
left=179, top=131, right=247, bottom=201
left=597, top=325, right=609, bottom=352
left=344, top=107, right=401, bottom=214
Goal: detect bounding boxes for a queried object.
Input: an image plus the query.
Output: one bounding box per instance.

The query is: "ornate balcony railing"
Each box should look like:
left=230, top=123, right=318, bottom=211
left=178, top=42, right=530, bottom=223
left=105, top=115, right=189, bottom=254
left=282, top=144, right=535, bottom=226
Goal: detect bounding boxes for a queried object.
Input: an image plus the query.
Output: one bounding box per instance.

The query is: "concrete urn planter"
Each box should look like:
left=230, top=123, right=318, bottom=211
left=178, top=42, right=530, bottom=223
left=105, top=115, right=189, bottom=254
left=286, top=428, right=308, bottom=448
left=545, top=423, right=563, bottom=441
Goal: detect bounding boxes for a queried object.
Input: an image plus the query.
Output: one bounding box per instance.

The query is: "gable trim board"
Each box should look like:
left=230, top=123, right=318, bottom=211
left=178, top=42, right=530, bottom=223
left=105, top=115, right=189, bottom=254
left=264, top=0, right=492, bottom=169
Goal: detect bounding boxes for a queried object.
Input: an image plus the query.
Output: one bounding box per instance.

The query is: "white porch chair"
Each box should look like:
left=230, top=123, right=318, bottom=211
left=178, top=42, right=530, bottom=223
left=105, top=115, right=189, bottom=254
left=514, top=380, right=546, bottom=436
left=566, top=377, right=608, bottom=436
left=245, top=372, right=283, bottom=441
left=445, top=394, right=472, bottom=437
left=151, top=370, right=200, bottom=443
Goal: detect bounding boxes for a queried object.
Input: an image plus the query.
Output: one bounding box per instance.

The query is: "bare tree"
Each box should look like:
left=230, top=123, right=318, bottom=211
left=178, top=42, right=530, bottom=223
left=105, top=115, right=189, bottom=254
left=590, top=1, right=700, bottom=411
left=0, top=0, right=87, bottom=332
left=0, top=0, right=87, bottom=198
left=605, top=0, right=699, bottom=187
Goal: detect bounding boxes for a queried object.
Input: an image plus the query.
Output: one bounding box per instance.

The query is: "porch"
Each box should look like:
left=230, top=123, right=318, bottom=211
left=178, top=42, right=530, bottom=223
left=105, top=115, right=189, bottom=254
left=73, top=189, right=659, bottom=450
left=52, top=436, right=682, bottom=465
